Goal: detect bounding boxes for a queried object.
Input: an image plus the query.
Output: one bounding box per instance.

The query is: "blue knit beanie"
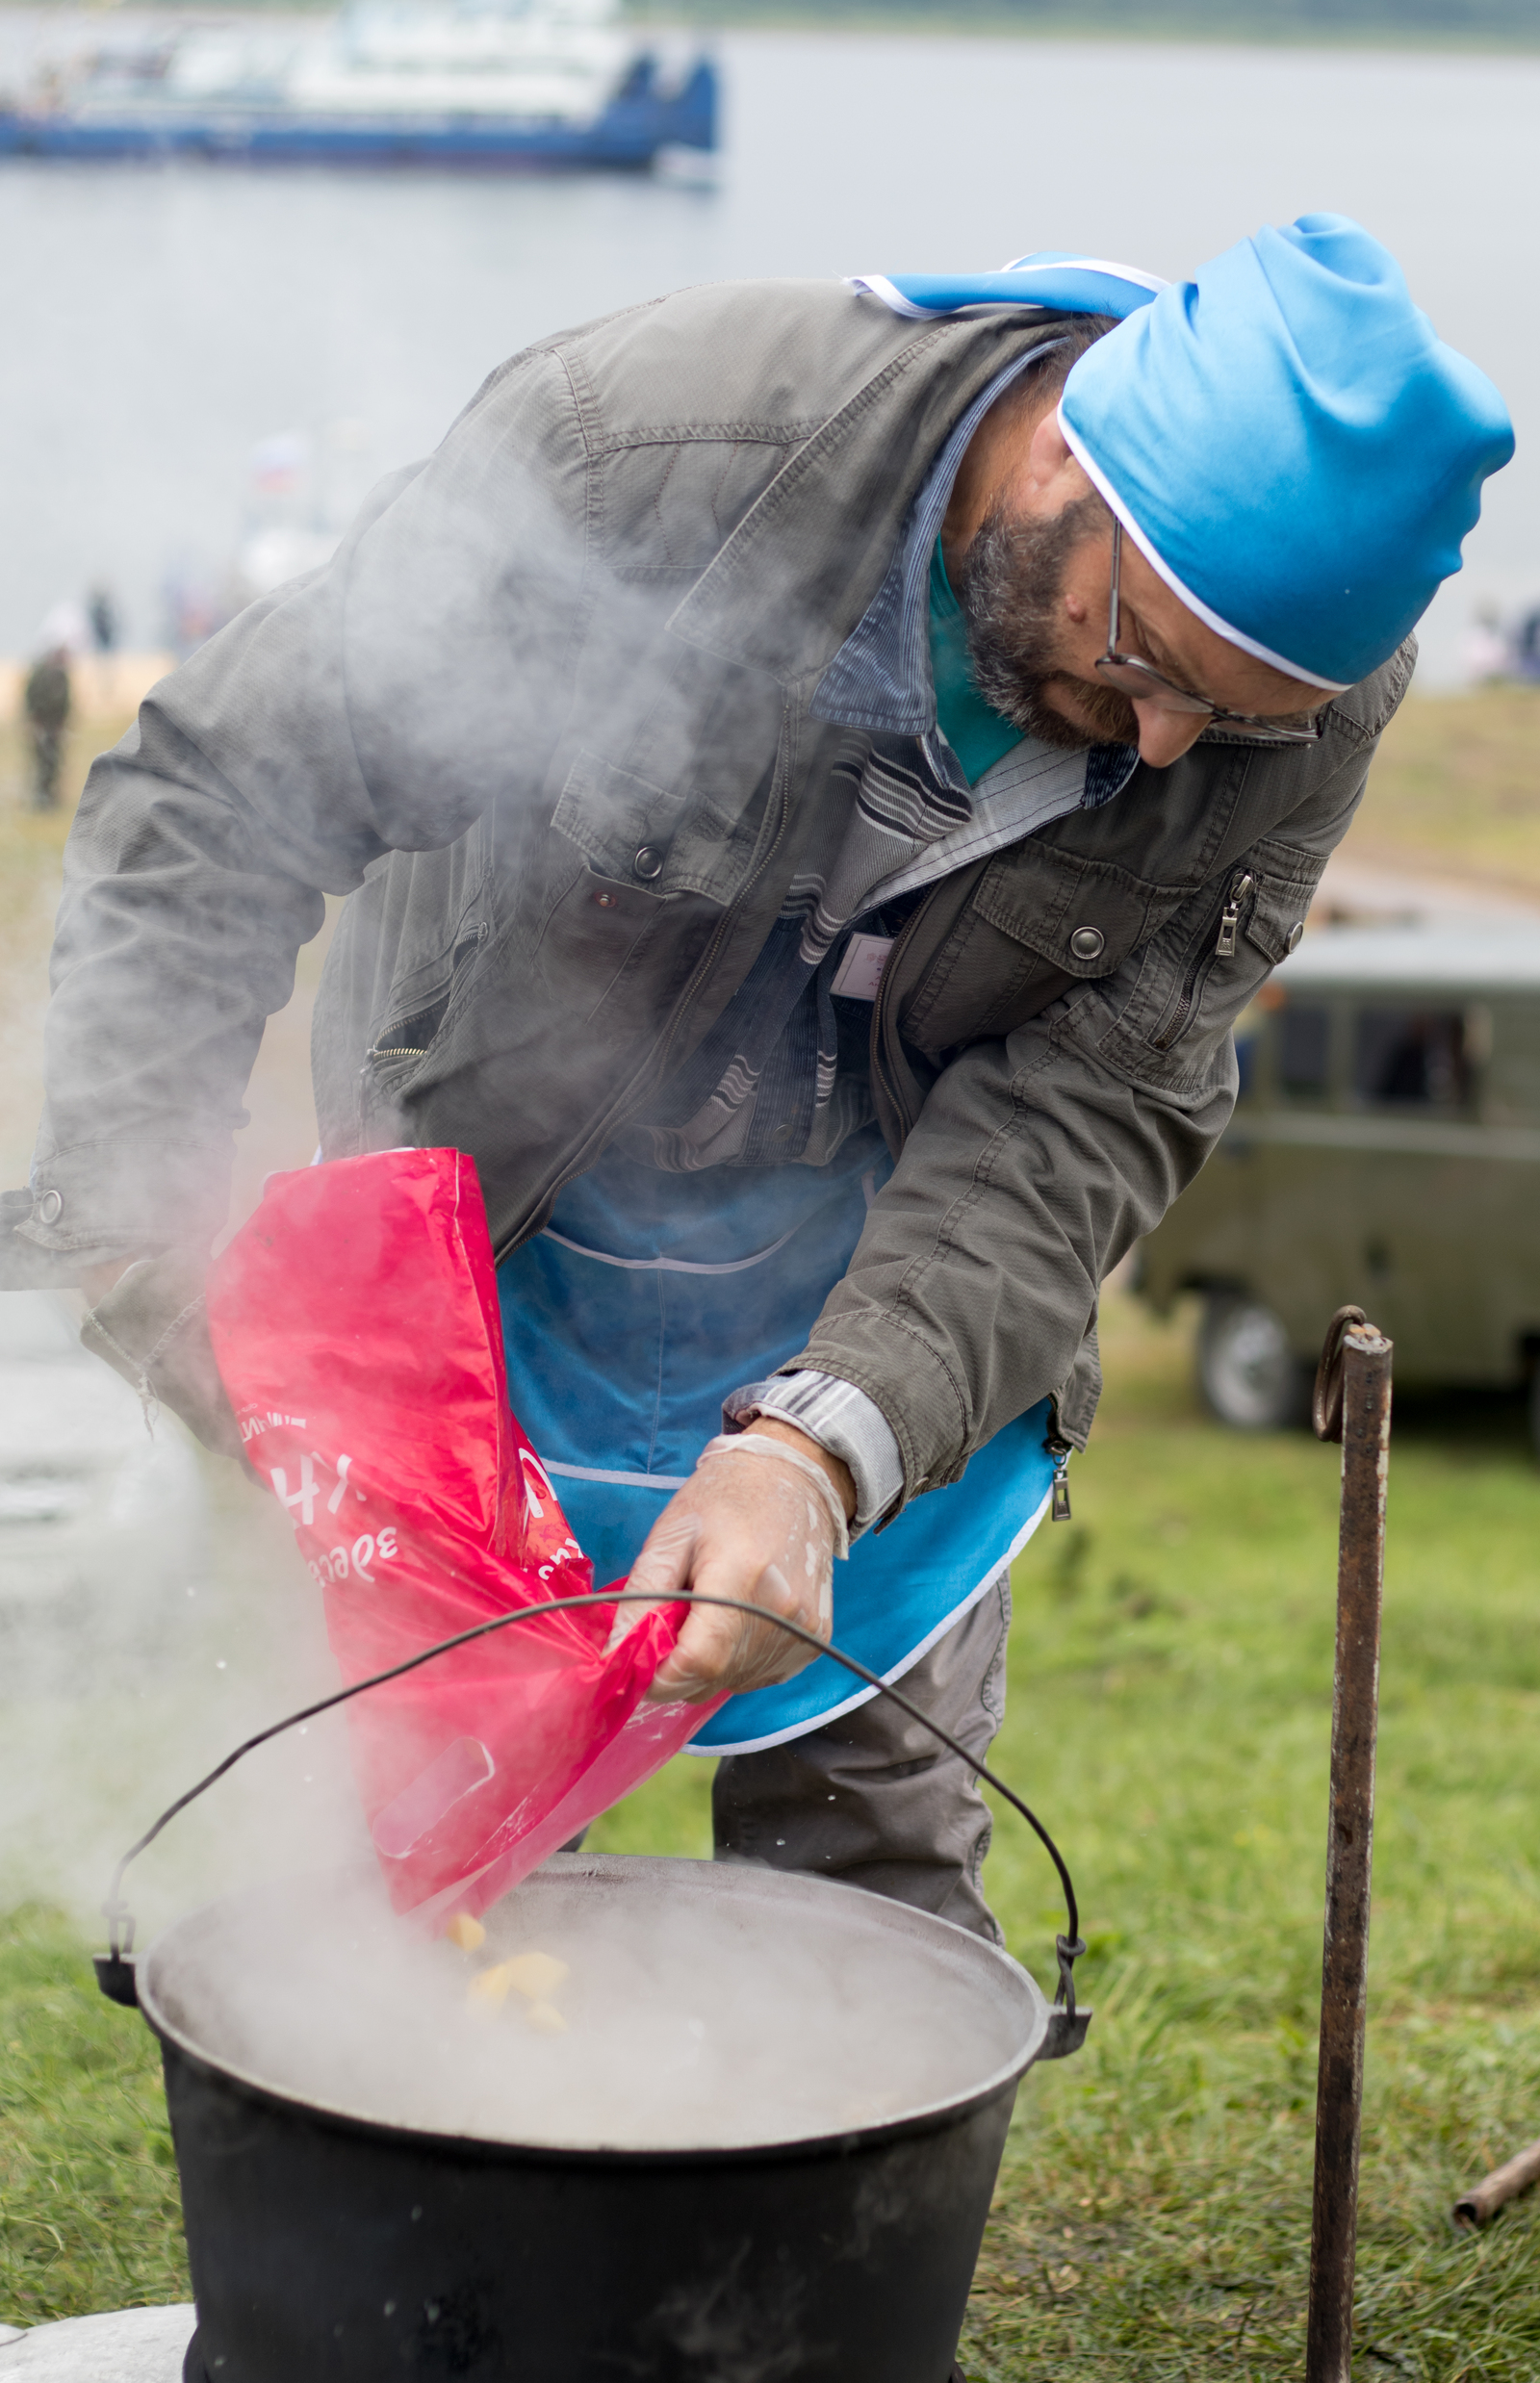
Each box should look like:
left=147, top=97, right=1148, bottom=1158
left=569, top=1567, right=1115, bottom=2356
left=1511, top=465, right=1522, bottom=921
left=856, top=217, right=1514, bottom=689
left=1059, top=216, right=1516, bottom=687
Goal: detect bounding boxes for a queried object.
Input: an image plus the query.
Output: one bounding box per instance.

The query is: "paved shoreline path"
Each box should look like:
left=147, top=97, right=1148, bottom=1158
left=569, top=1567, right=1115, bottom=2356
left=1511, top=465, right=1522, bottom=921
left=0, top=2306, right=195, bottom=2379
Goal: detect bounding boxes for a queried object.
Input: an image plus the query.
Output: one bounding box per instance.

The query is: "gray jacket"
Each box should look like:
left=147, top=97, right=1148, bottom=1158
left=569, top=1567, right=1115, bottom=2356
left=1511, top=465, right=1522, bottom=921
left=6, top=278, right=1412, bottom=1502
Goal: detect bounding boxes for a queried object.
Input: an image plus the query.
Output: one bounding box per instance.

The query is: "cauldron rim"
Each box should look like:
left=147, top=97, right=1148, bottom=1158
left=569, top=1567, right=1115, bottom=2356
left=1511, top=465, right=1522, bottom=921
left=137, top=1853, right=1051, bottom=2168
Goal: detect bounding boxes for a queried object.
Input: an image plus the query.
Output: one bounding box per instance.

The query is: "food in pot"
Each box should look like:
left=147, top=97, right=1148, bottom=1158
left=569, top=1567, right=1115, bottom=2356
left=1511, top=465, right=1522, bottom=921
left=157, top=1865, right=1029, bottom=2153
left=501, top=1951, right=569, bottom=2002
left=467, top=1962, right=513, bottom=2011
left=466, top=1949, right=570, bottom=2016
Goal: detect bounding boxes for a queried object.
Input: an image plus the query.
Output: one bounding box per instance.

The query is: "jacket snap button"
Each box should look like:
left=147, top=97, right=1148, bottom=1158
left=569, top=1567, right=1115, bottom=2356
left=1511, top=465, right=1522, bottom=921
left=592, top=890, right=620, bottom=910
left=632, top=846, right=664, bottom=882
left=36, top=1189, right=64, bottom=1226
left=1069, top=926, right=1105, bottom=962
left=1286, top=920, right=1305, bottom=953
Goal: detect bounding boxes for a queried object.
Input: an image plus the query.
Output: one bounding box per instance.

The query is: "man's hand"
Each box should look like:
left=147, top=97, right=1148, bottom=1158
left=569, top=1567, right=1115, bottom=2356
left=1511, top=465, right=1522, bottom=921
left=79, top=1249, right=248, bottom=1462
left=608, top=1422, right=854, bottom=1703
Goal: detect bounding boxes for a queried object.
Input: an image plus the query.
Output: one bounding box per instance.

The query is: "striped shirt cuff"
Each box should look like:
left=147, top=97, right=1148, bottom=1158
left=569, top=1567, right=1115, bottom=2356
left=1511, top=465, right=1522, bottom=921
left=722, top=1371, right=905, bottom=1538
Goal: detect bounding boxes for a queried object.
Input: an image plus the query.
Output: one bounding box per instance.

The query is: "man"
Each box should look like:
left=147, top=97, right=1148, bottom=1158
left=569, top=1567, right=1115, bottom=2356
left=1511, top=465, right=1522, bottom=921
left=1, top=216, right=1511, bottom=1939
left=22, top=644, right=72, bottom=810
left=88, top=586, right=119, bottom=657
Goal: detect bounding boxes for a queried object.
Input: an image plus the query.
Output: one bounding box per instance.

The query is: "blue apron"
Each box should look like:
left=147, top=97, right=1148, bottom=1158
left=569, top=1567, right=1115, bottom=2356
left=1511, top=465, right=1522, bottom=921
left=497, top=1127, right=1059, bottom=1755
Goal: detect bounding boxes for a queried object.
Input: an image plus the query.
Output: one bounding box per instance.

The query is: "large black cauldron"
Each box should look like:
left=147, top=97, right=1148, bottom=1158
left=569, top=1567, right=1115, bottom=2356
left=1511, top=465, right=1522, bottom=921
left=128, top=1855, right=1051, bottom=2383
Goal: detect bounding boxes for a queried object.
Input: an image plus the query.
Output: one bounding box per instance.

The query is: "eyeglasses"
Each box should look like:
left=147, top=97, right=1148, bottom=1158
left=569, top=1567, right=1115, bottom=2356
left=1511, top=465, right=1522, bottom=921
left=1094, top=518, right=1325, bottom=747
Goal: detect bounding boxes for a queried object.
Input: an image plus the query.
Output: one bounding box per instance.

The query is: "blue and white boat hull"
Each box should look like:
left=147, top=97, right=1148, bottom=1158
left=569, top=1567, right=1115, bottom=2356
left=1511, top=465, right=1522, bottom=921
left=0, top=53, right=715, bottom=169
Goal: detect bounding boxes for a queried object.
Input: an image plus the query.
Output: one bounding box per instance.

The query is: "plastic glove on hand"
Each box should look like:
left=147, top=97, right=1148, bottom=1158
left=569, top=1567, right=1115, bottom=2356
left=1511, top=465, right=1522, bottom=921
left=80, top=1250, right=247, bottom=1462
left=608, top=1442, right=840, bottom=1703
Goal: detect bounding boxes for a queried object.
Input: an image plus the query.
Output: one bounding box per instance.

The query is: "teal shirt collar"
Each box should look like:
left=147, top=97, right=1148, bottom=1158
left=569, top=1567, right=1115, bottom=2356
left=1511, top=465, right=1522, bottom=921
left=927, top=538, right=1024, bottom=789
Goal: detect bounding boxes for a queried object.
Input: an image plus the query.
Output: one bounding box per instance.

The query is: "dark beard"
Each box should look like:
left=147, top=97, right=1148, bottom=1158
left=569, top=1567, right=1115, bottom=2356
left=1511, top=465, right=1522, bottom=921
left=957, top=496, right=1140, bottom=754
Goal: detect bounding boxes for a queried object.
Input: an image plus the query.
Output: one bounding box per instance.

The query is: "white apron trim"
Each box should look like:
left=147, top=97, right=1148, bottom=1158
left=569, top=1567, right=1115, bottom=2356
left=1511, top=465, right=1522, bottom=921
left=540, top=1223, right=803, bottom=1274
left=542, top=1459, right=689, bottom=1490
left=685, top=1480, right=1053, bottom=1756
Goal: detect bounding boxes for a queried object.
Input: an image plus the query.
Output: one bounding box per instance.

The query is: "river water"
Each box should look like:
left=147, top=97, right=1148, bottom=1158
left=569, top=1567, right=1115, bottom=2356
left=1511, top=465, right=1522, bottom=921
left=0, top=16, right=1535, bottom=677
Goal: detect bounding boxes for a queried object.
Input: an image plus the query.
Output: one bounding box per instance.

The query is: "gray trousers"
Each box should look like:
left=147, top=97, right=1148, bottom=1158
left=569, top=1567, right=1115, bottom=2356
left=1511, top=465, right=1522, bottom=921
left=710, top=1576, right=1013, bottom=1943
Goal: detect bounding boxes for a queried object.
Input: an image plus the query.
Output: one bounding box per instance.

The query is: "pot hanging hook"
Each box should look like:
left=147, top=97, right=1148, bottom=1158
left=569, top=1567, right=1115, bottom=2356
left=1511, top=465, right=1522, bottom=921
left=1311, top=1302, right=1368, bottom=1444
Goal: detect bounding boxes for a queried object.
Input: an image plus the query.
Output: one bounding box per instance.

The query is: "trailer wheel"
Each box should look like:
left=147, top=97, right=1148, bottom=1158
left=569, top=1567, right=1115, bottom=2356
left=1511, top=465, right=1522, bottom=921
left=1196, top=1294, right=1308, bottom=1431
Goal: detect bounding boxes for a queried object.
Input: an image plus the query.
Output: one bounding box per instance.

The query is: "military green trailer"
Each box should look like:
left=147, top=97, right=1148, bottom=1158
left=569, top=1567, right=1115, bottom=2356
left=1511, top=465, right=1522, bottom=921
left=1133, top=919, right=1540, bottom=1449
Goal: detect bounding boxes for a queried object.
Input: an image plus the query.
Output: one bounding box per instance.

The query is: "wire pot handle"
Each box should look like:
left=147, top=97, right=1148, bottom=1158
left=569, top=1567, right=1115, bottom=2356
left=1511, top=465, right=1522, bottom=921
left=100, top=1590, right=1086, bottom=2024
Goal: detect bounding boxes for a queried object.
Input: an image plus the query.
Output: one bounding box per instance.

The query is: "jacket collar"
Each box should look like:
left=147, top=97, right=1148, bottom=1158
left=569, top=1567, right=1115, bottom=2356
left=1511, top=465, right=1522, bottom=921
left=663, top=309, right=1077, bottom=693
left=811, top=344, right=1053, bottom=752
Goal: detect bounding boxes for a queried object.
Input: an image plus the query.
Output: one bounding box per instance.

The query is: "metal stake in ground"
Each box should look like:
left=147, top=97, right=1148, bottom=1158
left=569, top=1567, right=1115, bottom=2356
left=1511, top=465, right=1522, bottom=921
left=1305, top=1306, right=1393, bottom=2383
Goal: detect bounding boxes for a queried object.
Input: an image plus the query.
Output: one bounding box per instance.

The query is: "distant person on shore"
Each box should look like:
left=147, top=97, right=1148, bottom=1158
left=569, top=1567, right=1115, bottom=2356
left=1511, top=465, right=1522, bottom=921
left=87, top=585, right=119, bottom=655
left=22, top=646, right=72, bottom=811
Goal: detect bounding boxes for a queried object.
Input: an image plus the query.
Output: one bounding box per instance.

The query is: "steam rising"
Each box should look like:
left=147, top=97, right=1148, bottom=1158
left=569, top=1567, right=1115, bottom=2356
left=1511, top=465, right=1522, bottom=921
left=151, top=1858, right=1034, bottom=2153
left=0, top=1451, right=370, bottom=1937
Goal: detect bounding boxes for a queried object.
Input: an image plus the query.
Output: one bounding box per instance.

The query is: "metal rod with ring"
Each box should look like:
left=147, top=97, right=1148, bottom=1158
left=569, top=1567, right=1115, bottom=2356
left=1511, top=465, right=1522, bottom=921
left=1305, top=1305, right=1393, bottom=2383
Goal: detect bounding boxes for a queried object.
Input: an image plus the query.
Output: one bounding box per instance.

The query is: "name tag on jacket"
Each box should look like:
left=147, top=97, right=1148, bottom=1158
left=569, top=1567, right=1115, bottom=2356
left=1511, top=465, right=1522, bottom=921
left=830, top=933, right=893, bottom=1003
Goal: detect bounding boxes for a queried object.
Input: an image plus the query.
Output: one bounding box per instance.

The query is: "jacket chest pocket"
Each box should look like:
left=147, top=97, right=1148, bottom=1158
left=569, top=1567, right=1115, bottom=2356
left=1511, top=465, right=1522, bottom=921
left=1096, top=839, right=1323, bottom=1089
left=534, top=864, right=676, bottom=1021
left=552, top=750, right=691, bottom=885
left=550, top=744, right=773, bottom=910
left=898, top=840, right=1188, bottom=1058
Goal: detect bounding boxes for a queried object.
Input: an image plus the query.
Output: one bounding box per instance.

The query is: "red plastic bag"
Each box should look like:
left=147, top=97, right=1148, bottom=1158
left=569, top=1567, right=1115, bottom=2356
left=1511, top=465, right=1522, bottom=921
left=205, top=1149, right=722, bottom=1924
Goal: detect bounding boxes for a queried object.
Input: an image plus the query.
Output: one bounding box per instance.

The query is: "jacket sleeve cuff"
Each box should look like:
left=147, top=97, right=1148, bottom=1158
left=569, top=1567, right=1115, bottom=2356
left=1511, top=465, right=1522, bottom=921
left=10, top=1136, right=232, bottom=1271
left=722, top=1371, right=904, bottom=1538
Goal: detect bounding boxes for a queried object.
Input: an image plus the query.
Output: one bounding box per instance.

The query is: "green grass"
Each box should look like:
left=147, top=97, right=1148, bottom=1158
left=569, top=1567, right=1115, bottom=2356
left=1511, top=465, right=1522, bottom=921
left=592, top=1299, right=1540, bottom=2381
left=1356, top=685, right=1540, bottom=903
left=0, top=1909, right=185, bottom=2325
left=4, top=689, right=1540, bottom=2355
left=953, top=1373, right=1540, bottom=2382
left=8, top=1297, right=1537, bottom=2368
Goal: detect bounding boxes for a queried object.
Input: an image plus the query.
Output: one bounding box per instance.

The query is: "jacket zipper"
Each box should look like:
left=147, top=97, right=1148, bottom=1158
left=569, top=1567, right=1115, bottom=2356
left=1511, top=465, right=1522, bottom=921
left=1045, top=1433, right=1074, bottom=1523
left=1150, top=869, right=1255, bottom=1054
left=369, top=926, right=491, bottom=1063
